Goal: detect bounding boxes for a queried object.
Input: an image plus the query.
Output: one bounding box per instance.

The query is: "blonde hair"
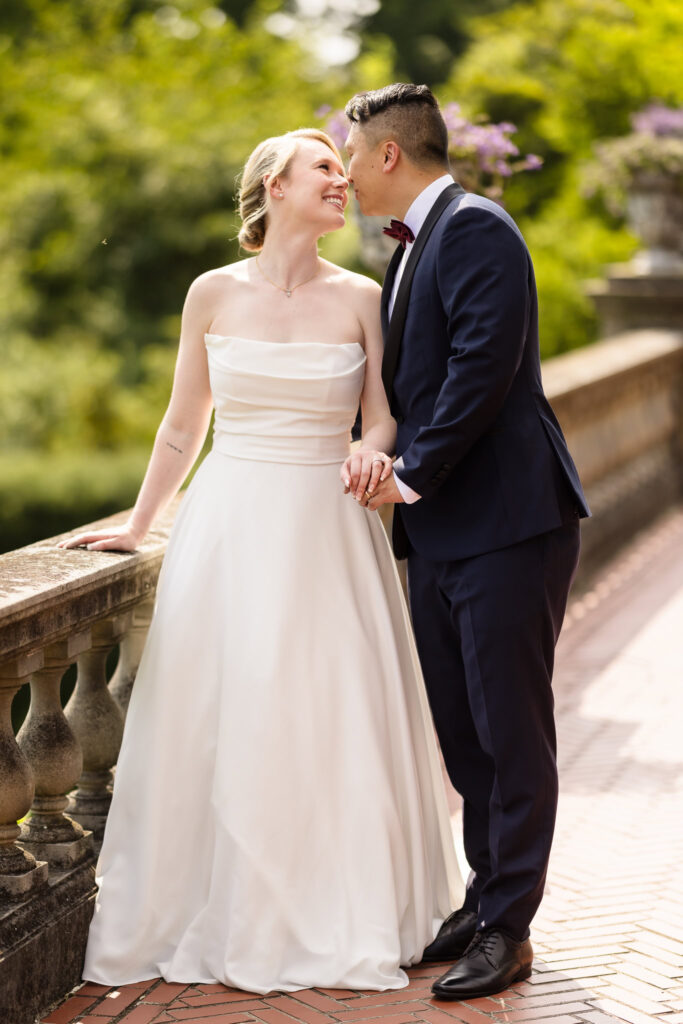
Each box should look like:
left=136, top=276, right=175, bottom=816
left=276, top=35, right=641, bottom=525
left=237, top=129, right=343, bottom=252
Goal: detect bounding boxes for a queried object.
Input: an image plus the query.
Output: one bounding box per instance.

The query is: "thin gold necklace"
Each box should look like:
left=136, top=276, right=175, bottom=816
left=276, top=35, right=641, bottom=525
left=255, top=258, right=320, bottom=298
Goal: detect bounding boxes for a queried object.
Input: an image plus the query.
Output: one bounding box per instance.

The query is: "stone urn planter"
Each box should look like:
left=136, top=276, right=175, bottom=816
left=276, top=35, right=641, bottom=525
left=585, top=106, right=683, bottom=334
left=626, top=170, right=683, bottom=273
left=587, top=104, right=683, bottom=275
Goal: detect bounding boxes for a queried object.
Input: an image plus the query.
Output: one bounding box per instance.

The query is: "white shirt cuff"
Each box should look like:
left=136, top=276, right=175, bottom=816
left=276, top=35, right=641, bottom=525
left=393, top=458, right=421, bottom=504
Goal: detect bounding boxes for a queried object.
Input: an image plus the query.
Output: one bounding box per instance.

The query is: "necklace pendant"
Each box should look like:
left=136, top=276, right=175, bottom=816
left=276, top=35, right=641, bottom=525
left=285, top=289, right=292, bottom=298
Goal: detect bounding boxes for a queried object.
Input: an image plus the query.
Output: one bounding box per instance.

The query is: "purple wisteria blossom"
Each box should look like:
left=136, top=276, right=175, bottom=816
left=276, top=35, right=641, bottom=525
left=631, top=104, right=683, bottom=138
left=441, top=102, right=542, bottom=200
left=324, top=111, right=351, bottom=151
left=442, top=103, right=521, bottom=176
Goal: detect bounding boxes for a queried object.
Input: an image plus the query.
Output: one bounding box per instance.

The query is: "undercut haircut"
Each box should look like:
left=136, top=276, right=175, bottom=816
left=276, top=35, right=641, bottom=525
left=345, top=83, right=449, bottom=170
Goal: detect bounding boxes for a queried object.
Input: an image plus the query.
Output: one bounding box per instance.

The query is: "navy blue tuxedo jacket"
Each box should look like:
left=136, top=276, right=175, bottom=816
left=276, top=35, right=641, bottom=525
left=382, top=188, right=589, bottom=562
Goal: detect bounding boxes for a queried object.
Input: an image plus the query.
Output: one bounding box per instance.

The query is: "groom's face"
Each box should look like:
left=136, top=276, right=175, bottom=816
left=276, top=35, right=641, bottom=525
left=346, top=126, right=388, bottom=217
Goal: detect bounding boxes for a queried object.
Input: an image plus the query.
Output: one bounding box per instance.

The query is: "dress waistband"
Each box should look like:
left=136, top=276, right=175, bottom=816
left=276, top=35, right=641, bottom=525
left=211, top=430, right=351, bottom=465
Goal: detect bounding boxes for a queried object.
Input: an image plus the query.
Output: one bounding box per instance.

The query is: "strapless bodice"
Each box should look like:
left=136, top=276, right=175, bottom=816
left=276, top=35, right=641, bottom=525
left=204, top=334, right=366, bottom=464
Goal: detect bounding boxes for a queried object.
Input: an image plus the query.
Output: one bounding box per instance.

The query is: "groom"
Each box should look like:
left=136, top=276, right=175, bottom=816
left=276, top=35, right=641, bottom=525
left=345, top=84, right=589, bottom=1000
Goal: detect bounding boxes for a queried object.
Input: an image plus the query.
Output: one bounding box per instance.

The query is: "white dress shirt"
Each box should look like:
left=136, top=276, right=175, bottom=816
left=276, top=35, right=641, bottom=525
left=390, top=174, right=455, bottom=504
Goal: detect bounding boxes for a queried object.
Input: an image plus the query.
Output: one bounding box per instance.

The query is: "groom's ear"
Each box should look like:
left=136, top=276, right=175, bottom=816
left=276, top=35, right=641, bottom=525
left=381, top=141, right=400, bottom=174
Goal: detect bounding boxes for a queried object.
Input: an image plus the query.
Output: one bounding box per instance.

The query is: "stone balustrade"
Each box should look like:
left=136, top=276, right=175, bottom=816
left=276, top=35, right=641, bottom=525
left=0, top=504, right=175, bottom=1023
left=542, top=328, right=683, bottom=578
left=0, top=328, right=681, bottom=1023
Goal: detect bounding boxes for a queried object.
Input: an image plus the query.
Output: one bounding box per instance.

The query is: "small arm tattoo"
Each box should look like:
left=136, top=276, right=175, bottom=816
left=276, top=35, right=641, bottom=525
left=166, top=441, right=183, bottom=454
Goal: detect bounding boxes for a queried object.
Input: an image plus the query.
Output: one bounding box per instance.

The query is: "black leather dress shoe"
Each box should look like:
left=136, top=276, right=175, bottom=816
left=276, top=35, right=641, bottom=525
left=421, top=909, right=478, bottom=962
left=431, top=928, right=533, bottom=1000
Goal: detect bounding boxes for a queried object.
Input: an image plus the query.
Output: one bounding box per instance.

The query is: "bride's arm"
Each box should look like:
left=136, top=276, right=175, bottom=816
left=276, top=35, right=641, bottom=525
left=59, top=277, right=216, bottom=552
left=340, top=278, right=397, bottom=501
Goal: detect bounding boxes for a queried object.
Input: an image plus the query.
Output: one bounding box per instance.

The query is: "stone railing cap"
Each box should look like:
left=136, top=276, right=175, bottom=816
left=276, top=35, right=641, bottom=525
left=0, top=500, right=180, bottom=660
left=542, top=328, right=683, bottom=400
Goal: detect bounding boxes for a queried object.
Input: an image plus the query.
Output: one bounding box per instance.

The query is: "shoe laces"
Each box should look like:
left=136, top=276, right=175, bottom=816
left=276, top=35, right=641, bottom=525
left=465, top=928, right=502, bottom=962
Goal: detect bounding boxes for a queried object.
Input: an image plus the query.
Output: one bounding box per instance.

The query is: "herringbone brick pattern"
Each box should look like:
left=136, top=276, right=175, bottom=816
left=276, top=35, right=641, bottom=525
left=40, top=507, right=683, bottom=1024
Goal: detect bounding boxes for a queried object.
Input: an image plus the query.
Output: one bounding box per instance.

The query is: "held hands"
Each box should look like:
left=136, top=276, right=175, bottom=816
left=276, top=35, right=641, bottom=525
left=340, top=451, right=404, bottom=510
left=57, top=523, right=144, bottom=553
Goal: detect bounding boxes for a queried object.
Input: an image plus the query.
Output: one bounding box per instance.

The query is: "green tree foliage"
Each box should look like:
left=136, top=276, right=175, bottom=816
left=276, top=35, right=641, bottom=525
left=0, top=447, right=150, bottom=554
left=444, top=0, right=683, bottom=355
left=357, top=0, right=531, bottom=88
left=1, top=0, right=380, bottom=363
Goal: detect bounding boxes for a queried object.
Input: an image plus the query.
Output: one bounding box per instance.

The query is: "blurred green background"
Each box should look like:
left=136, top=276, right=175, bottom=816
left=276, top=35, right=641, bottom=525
left=2, top=0, right=682, bottom=551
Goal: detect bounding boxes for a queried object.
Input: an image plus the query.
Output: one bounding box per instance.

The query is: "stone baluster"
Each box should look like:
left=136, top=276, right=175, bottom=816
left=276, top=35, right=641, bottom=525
left=65, top=615, right=129, bottom=840
left=109, top=598, right=154, bottom=717
left=17, top=634, right=94, bottom=869
left=0, top=652, right=49, bottom=899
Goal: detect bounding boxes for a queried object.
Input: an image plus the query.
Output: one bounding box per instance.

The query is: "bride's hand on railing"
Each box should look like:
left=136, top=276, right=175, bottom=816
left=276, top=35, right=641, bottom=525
left=57, top=524, right=144, bottom=552
left=340, top=450, right=393, bottom=506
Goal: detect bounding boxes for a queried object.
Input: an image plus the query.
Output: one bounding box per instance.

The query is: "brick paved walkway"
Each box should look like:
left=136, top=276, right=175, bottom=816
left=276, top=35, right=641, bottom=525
left=41, top=508, right=683, bottom=1024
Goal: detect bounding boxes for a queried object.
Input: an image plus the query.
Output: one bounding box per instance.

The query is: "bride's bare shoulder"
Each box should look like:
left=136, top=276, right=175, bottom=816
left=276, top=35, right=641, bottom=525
left=186, top=259, right=254, bottom=302
left=323, top=261, right=381, bottom=306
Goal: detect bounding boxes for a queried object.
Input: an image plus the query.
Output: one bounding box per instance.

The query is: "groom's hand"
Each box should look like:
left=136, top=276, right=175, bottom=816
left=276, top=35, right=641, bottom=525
left=362, top=470, right=404, bottom=510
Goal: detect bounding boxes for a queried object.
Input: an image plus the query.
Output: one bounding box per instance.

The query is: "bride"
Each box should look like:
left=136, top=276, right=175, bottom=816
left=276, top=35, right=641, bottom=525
left=60, top=127, right=462, bottom=993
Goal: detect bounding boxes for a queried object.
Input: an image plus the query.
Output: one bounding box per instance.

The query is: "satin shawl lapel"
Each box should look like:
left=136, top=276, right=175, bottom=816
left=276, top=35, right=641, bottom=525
left=380, top=244, right=404, bottom=338
left=381, top=183, right=465, bottom=401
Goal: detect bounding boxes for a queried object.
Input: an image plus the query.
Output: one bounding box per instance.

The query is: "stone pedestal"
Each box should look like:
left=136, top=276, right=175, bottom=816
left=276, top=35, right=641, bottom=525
left=588, top=266, right=683, bottom=336
left=0, top=860, right=96, bottom=1024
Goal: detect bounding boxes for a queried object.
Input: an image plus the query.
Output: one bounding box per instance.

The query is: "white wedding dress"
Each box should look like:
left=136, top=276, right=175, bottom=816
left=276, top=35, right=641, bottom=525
left=83, top=335, right=462, bottom=994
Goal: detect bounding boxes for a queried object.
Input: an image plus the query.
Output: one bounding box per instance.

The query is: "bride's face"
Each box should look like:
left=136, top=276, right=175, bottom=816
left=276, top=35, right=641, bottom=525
left=270, top=139, right=348, bottom=233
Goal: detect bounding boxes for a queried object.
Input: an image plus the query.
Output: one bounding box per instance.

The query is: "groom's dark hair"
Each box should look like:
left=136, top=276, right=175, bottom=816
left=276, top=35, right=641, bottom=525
left=345, top=83, right=449, bottom=169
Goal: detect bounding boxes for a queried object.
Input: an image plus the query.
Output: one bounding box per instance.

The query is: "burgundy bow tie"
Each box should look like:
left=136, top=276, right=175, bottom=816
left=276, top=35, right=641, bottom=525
left=383, top=219, right=415, bottom=249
